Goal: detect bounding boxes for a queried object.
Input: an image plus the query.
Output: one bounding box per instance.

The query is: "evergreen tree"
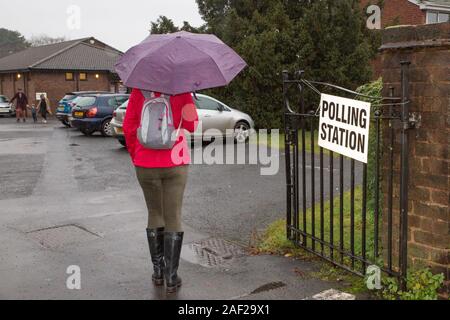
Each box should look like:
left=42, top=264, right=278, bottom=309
left=196, top=0, right=376, bottom=128
left=153, top=0, right=378, bottom=128
left=150, top=16, right=206, bottom=34
left=150, top=16, right=180, bottom=34
left=0, top=28, right=30, bottom=58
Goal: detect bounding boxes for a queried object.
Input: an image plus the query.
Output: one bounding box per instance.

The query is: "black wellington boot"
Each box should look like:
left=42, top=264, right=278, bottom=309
left=164, top=232, right=184, bottom=294
left=146, top=228, right=165, bottom=286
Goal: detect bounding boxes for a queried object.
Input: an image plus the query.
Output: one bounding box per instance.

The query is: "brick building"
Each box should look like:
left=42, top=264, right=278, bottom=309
left=362, top=0, right=450, bottom=77
left=362, top=0, right=450, bottom=27
left=0, top=37, right=123, bottom=112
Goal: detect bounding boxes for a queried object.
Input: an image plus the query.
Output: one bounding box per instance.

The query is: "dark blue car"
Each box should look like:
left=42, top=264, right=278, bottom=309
left=56, top=91, right=110, bottom=127
left=70, top=94, right=130, bottom=136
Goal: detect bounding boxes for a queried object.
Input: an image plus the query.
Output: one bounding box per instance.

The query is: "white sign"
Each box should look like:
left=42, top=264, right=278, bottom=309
left=318, top=94, right=371, bottom=163
left=36, top=92, right=48, bottom=100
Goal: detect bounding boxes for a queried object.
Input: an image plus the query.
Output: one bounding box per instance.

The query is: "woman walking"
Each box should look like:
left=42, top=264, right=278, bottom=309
left=116, top=31, right=246, bottom=295
left=123, top=89, right=198, bottom=294
left=37, top=94, right=51, bottom=123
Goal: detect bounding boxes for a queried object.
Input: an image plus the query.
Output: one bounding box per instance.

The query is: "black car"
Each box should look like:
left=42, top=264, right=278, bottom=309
left=70, top=94, right=130, bottom=136
left=56, top=91, right=110, bottom=127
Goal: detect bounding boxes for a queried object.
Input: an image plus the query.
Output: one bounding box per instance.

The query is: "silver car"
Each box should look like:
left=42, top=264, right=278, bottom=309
left=0, top=95, right=15, bottom=117
left=192, top=94, right=255, bottom=143
left=111, top=100, right=128, bottom=146
left=111, top=94, right=255, bottom=146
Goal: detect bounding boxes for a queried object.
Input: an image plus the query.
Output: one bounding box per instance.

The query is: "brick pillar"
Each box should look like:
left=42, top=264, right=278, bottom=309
left=380, top=23, right=449, bottom=297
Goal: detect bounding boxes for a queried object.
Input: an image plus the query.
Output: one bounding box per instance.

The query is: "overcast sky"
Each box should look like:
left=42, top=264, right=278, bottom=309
left=0, top=0, right=205, bottom=52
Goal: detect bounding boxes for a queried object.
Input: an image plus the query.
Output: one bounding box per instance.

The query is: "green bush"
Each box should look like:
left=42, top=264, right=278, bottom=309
left=382, top=269, right=445, bottom=300
left=356, top=78, right=383, bottom=214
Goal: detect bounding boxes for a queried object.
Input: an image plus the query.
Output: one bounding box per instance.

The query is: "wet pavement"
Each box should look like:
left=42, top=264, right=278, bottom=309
left=0, top=117, right=358, bottom=300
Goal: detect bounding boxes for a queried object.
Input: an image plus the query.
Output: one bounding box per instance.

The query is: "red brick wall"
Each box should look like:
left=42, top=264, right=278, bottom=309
left=1, top=71, right=113, bottom=113
left=32, top=72, right=111, bottom=111
left=0, top=73, right=29, bottom=102
left=0, top=74, right=15, bottom=99
left=361, top=0, right=426, bottom=27
left=380, top=23, right=450, bottom=298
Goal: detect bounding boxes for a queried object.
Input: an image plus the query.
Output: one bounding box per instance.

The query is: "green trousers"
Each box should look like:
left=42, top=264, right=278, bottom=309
left=135, top=166, right=189, bottom=232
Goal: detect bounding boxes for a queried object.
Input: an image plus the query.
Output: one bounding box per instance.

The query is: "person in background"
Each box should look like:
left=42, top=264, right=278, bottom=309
left=10, top=88, right=28, bottom=123
left=28, top=104, right=38, bottom=123
left=37, top=94, right=51, bottom=124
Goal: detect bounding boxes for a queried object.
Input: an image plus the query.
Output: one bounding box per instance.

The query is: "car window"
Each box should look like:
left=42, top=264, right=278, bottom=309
left=63, top=94, right=76, bottom=100
left=71, top=97, right=81, bottom=105
left=75, top=96, right=97, bottom=107
left=107, top=97, right=120, bottom=108
left=118, top=100, right=129, bottom=110
left=218, top=102, right=229, bottom=111
left=195, top=97, right=221, bottom=111
left=116, top=96, right=129, bottom=106
left=0, top=96, right=9, bottom=103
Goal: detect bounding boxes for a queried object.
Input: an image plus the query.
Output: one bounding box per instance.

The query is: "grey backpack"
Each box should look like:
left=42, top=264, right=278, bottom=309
left=137, top=91, right=182, bottom=150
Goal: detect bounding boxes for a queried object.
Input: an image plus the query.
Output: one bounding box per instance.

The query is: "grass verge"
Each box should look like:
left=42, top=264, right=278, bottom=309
left=256, top=187, right=375, bottom=261
left=254, top=130, right=340, bottom=158
left=254, top=131, right=318, bottom=153
left=253, top=187, right=376, bottom=295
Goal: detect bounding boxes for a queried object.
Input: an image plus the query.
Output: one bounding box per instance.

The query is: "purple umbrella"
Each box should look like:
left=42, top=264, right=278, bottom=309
left=115, top=31, right=247, bottom=95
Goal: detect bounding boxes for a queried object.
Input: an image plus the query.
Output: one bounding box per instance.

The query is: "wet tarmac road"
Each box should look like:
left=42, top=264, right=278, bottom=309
left=0, top=117, right=361, bottom=299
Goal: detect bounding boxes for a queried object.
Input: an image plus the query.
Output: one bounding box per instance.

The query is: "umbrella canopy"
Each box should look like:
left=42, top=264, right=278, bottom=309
left=115, top=31, right=247, bottom=95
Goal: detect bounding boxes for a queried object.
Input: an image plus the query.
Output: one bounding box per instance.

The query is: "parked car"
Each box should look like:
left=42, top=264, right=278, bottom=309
left=110, top=100, right=128, bottom=146
left=70, top=93, right=130, bottom=136
left=56, top=91, right=110, bottom=127
left=193, top=94, right=255, bottom=143
left=0, top=95, right=15, bottom=117
left=109, top=93, right=254, bottom=147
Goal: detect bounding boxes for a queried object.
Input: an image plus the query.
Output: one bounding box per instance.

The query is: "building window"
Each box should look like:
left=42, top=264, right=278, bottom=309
left=427, top=11, right=450, bottom=24
left=79, top=73, right=87, bottom=81
left=438, top=12, right=449, bottom=23
left=65, top=72, right=74, bottom=81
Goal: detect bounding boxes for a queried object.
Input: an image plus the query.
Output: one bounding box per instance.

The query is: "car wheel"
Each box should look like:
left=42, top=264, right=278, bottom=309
left=81, top=128, right=94, bottom=136
left=234, top=121, right=250, bottom=144
left=101, top=119, right=113, bottom=137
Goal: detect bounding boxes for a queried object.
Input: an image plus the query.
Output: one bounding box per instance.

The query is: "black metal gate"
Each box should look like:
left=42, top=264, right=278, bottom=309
left=283, top=63, right=413, bottom=286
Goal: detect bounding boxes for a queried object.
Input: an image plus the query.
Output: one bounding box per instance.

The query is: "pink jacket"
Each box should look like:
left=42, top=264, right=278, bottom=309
left=123, top=88, right=199, bottom=168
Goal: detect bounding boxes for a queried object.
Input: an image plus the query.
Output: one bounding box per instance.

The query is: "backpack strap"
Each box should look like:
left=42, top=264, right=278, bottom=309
left=163, top=95, right=183, bottom=133
left=161, top=94, right=183, bottom=134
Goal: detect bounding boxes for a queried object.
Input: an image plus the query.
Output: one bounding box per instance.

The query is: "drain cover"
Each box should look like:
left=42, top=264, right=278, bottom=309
left=27, top=225, right=100, bottom=249
left=181, top=238, right=245, bottom=268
